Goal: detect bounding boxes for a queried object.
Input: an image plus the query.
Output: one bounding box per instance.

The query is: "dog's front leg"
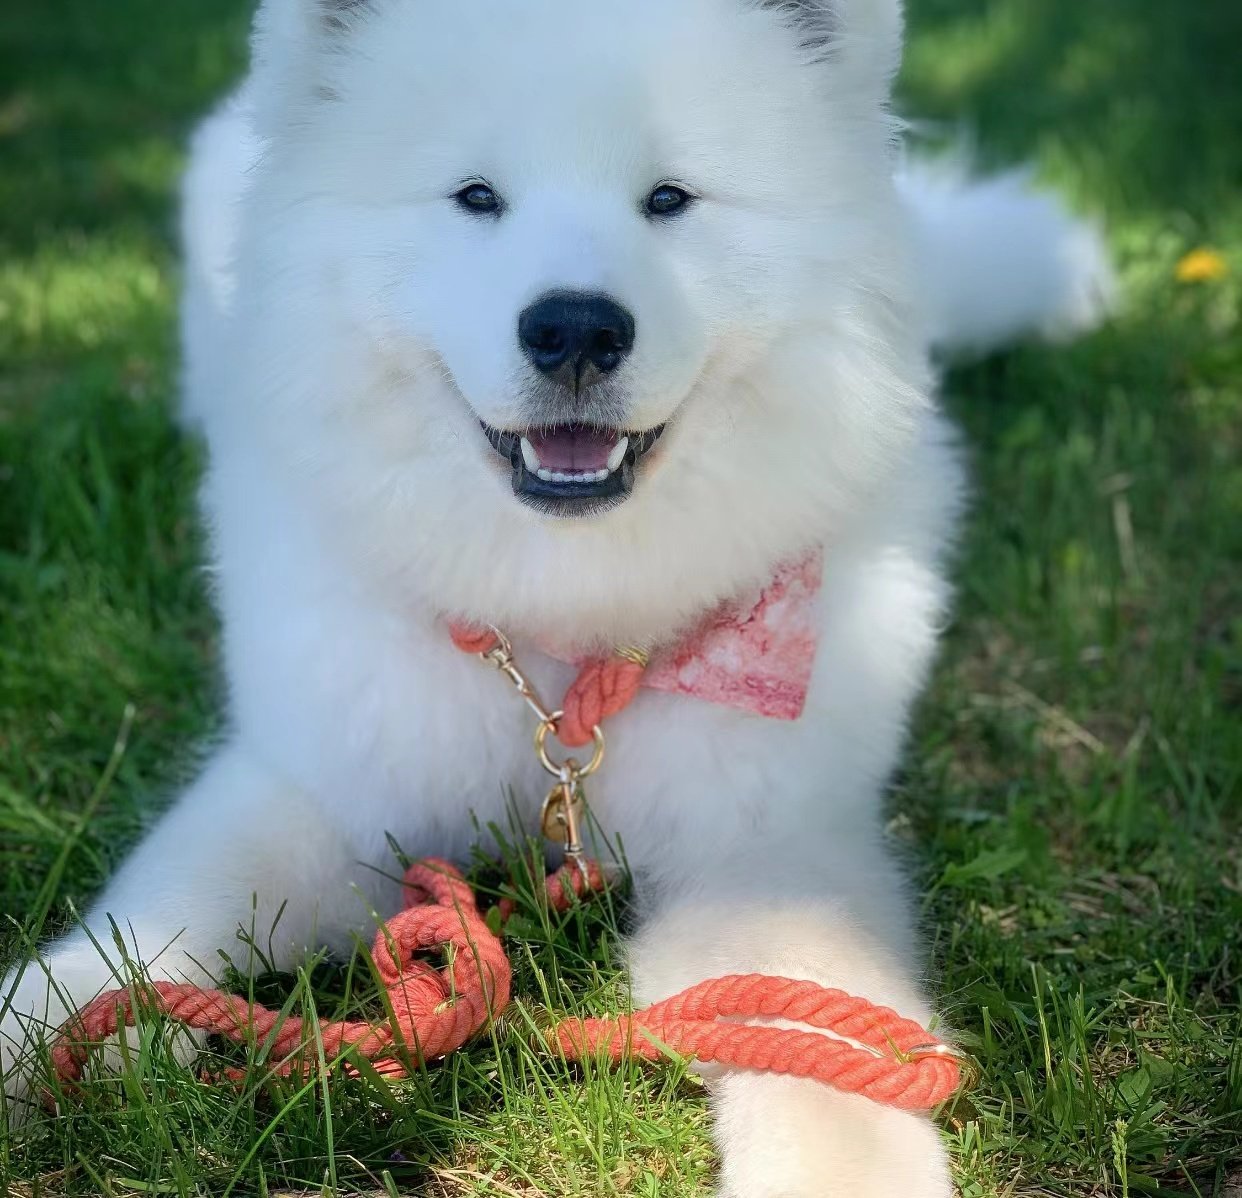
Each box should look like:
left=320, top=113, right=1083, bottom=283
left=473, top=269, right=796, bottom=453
left=629, top=835, right=954, bottom=1198
left=1, top=741, right=382, bottom=1117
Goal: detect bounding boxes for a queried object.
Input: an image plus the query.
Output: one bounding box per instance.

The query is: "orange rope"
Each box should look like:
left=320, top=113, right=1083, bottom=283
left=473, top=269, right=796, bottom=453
left=448, top=623, right=646, bottom=748
left=448, top=624, right=502, bottom=656
left=51, top=860, right=508, bottom=1087
left=554, top=976, right=960, bottom=1111
left=48, top=626, right=962, bottom=1111
left=50, top=859, right=960, bottom=1111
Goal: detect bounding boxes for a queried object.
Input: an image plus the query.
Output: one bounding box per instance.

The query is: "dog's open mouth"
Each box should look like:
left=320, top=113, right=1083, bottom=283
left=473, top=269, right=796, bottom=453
left=482, top=422, right=666, bottom=515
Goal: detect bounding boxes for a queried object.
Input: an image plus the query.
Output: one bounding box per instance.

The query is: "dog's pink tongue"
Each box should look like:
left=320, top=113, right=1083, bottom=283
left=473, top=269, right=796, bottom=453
left=528, top=425, right=619, bottom=471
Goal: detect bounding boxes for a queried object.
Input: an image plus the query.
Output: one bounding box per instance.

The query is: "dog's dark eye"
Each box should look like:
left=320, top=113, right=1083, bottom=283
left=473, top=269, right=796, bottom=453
left=454, top=183, right=502, bottom=215
left=646, top=184, right=693, bottom=217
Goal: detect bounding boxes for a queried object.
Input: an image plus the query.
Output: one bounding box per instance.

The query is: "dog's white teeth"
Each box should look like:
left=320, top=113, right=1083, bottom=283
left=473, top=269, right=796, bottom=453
left=530, top=445, right=626, bottom=487
left=607, top=437, right=629, bottom=473
left=548, top=470, right=605, bottom=484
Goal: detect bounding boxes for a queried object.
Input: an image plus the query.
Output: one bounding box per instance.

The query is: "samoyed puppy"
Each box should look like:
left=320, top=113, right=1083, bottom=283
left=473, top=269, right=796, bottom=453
left=2, top=0, right=1112, bottom=1191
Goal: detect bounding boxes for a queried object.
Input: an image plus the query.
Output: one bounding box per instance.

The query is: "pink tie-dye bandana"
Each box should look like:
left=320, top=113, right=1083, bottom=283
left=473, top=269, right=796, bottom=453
left=641, top=550, right=824, bottom=721
left=538, top=552, right=824, bottom=722
left=640, top=548, right=824, bottom=720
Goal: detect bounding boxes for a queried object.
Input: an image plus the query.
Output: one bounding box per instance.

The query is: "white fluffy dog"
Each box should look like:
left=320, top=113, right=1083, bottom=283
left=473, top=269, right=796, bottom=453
left=2, top=0, right=1113, bottom=1191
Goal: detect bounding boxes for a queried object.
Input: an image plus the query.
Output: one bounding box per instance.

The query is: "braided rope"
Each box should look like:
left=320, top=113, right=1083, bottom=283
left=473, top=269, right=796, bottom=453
left=51, top=860, right=508, bottom=1087
left=553, top=975, right=960, bottom=1111
left=50, top=861, right=960, bottom=1111
left=49, top=626, right=963, bottom=1111
left=448, top=623, right=646, bottom=748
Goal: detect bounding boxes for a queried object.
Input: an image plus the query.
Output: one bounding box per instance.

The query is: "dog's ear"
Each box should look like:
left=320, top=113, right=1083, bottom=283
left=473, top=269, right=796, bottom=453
left=758, top=0, right=903, bottom=83
left=249, top=0, right=375, bottom=120
left=315, top=0, right=371, bottom=32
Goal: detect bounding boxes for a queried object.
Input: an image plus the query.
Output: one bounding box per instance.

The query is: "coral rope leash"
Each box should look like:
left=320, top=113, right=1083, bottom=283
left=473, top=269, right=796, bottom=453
left=53, top=859, right=508, bottom=1087
left=48, top=625, right=965, bottom=1113
left=52, top=860, right=959, bottom=1110
left=448, top=621, right=646, bottom=751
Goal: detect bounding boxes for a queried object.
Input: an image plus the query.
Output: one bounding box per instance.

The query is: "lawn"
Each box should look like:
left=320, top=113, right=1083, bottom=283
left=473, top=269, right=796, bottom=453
left=2, top=1, right=1240, bottom=1195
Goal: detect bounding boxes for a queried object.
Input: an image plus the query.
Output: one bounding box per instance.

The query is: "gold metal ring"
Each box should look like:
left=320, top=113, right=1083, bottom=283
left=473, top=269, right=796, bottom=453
left=900, top=1042, right=976, bottom=1093
left=535, top=717, right=606, bottom=779
left=903, top=1042, right=977, bottom=1095
left=615, top=645, right=651, bottom=669
left=902, top=1042, right=967, bottom=1062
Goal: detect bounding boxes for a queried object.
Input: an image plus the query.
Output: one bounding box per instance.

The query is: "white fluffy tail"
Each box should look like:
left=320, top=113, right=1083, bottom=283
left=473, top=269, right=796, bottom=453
left=179, top=89, right=260, bottom=430
left=897, top=162, right=1116, bottom=355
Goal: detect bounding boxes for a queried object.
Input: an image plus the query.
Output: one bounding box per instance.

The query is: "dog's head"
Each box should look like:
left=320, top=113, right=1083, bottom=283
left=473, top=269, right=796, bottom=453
left=234, top=0, right=927, bottom=641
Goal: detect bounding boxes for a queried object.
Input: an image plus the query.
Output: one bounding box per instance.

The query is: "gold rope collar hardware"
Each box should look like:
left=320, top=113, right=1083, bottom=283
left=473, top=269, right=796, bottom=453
left=475, top=629, right=607, bottom=873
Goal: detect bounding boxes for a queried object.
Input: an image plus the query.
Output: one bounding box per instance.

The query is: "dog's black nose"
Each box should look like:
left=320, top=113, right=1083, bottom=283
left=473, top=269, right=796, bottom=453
left=518, top=292, right=636, bottom=388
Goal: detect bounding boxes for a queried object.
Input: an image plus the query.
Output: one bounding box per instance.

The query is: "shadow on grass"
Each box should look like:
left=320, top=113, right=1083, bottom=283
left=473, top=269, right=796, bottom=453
left=901, top=0, right=1242, bottom=219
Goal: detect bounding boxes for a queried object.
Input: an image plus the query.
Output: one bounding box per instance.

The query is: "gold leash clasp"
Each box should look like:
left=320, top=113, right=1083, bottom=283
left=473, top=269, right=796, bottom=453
left=541, top=770, right=587, bottom=869
left=476, top=629, right=607, bottom=870
left=535, top=721, right=604, bottom=875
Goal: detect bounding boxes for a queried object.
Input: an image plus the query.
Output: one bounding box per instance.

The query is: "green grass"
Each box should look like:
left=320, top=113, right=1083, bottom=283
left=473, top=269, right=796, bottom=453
left=2, top=0, right=1240, bottom=1194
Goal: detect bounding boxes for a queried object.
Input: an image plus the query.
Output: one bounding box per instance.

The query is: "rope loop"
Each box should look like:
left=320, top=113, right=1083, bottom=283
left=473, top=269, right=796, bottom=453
left=558, top=654, right=647, bottom=748
left=49, top=860, right=962, bottom=1112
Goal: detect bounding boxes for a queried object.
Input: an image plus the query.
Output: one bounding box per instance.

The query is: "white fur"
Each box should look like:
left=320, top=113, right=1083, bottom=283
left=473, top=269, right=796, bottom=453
left=3, top=0, right=1109, bottom=1191
left=897, top=159, right=1116, bottom=353
left=178, top=86, right=260, bottom=432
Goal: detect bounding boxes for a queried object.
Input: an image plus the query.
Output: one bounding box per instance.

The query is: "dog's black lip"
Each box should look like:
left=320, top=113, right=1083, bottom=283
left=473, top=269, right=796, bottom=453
left=480, top=421, right=666, bottom=517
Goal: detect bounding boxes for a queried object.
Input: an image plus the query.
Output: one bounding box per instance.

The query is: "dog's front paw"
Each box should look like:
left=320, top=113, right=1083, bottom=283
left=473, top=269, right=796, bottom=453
left=712, top=1074, right=953, bottom=1198
left=2, top=948, right=204, bottom=1127
left=2, top=959, right=73, bottom=1125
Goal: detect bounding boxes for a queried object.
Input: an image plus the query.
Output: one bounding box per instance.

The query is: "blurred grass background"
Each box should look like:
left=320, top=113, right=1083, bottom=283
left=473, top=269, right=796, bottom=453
left=2, top=1, right=1240, bottom=1194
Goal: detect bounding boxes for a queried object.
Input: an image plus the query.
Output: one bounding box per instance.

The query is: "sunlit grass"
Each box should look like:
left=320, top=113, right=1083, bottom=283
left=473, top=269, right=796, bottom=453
left=0, top=241, right=169, bottom=363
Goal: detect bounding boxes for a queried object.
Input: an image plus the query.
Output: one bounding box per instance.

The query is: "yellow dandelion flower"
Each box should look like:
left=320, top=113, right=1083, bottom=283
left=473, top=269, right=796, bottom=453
left=1175, top=248, right=1228, bottom=284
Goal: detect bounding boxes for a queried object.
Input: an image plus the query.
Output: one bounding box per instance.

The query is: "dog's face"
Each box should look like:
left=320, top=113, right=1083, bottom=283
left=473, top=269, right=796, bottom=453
left=241, top=0, right=924, bottom=638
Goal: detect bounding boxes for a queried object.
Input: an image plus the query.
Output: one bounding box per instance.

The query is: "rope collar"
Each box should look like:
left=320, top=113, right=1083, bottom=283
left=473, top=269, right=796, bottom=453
left=452, top=547, right=826, bottom=742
